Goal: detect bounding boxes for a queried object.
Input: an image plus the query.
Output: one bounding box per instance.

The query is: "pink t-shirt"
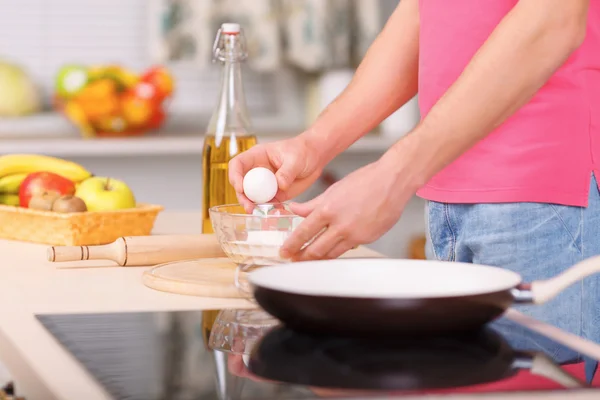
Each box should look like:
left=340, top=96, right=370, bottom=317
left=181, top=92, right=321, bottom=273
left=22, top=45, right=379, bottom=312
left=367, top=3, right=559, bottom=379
left=415, top=0, right=600, bottom=207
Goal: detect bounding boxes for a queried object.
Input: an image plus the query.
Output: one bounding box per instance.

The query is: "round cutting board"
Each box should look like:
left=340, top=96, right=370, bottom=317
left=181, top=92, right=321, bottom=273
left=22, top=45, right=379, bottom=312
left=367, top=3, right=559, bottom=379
left=142, top=247, right=383, bottom=299
left=142, top=258, right=244, bottom=298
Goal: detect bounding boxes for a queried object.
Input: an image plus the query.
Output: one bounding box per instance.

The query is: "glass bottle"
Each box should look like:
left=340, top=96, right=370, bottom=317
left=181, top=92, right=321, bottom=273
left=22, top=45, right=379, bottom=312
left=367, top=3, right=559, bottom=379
left=202, top=22, right=257, bottom=234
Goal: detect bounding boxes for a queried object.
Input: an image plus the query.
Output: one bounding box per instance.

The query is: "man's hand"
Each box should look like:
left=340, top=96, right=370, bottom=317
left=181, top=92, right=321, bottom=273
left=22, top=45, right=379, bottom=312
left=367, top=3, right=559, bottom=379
left=228, top=135, right=324, bottom=210
left=280, top=153, right=416, bottom=261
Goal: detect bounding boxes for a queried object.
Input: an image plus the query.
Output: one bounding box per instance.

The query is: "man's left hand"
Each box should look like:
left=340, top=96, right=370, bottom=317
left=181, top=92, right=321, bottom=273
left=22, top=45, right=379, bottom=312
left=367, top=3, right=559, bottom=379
left=280, top=154, right=415, bottom=261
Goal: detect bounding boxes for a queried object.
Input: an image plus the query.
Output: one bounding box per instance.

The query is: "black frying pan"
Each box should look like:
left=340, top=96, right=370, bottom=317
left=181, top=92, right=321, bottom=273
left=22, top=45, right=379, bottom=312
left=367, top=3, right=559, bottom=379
left=235, top=256, right=600, bottom=337
left=247, top=324, right=585, bottom=391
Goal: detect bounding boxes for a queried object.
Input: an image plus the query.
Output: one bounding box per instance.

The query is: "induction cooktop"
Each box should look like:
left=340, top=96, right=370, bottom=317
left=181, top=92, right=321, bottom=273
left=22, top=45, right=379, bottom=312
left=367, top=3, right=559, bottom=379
left=35, top=309, right=600, bottom=400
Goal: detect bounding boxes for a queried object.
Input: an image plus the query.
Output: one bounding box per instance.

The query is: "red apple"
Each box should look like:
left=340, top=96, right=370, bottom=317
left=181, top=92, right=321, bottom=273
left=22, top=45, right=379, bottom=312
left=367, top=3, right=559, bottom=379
left=132, top=81, right=161, bottom=103
left=147, top=106, right=166, bottom=130
left=141, top=66, right=174, bottom=101
left=19, top=172, right=76, bottom=208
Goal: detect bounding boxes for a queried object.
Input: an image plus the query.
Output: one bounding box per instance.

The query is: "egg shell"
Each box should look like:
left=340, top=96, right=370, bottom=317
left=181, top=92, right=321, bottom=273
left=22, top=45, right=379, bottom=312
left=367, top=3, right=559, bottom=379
left=243, top=167, right=278, bottom=204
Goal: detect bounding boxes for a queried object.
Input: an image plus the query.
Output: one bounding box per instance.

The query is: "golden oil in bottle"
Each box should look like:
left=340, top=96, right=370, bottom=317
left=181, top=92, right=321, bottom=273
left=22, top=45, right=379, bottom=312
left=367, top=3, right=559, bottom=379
left=202, top=23, right=257, bottom=234
left=201, top=135, right=257, bottom=233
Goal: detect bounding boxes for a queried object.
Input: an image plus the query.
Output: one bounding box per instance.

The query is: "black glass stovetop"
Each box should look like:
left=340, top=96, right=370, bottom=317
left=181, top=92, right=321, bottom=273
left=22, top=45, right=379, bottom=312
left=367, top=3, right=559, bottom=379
left=35, top=308, right=600, bottom=400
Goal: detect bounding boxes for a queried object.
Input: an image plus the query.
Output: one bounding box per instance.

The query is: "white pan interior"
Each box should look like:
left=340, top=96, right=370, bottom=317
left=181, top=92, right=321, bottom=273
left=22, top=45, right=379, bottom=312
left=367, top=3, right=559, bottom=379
left=249, top=258, right=522, bottom=299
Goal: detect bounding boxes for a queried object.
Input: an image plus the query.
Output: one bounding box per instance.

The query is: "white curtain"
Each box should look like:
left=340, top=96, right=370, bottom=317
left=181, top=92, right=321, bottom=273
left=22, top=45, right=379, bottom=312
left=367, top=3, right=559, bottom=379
left=149, top=0, right=384, bottom=73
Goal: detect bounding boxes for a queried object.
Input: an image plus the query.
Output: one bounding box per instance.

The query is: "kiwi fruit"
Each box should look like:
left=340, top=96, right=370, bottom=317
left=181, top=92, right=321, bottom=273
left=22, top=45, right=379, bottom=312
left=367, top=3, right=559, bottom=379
left=51, top=195, right=87, bottom=213
left=28, top=192, right=61, bottom=211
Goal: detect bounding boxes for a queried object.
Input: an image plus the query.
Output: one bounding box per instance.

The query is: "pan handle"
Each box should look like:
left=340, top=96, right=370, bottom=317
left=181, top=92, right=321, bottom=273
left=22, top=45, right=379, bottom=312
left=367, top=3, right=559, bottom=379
left=525, top=254, right=600, bottom=304
left=513, top=352, right=586, bottom=388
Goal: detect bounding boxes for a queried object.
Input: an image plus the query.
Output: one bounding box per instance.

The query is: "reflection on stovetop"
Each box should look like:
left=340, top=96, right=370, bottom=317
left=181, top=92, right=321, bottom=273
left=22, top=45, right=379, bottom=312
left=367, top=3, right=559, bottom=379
left=35, top=309, right=592, bottom=400
left=248, top=324, right=582, bottom=393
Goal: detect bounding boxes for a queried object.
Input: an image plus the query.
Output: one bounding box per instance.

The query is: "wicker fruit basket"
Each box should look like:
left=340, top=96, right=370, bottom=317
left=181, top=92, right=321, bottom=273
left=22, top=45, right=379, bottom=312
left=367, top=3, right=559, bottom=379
left=0, top=203, right=163, bottom=246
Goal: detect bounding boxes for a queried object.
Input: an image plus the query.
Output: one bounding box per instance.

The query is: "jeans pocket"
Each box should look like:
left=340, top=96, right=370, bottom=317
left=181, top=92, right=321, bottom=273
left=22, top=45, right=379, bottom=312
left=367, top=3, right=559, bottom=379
left=425, top=201, right=452, bottom=261
left=548, top=204, right=583, bottom=255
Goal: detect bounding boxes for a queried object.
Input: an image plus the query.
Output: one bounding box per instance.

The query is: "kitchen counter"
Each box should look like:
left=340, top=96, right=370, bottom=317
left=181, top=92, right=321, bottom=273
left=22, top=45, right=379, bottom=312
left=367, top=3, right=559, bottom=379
left=0, top=211, right=598, bottom=400
left=0, top=211, right=380, bottom=400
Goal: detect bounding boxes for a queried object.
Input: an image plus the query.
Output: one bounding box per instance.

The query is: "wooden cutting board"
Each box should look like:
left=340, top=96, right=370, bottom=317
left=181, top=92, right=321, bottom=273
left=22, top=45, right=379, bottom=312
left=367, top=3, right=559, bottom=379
left=142, top=246, right=384, bottom=299
left=142, top=258, right=244, bottom=298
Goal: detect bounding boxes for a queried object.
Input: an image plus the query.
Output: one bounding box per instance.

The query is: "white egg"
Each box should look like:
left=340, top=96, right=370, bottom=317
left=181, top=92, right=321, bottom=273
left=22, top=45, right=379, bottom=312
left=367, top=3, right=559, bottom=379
left=243, top=167, right=278, bottom=204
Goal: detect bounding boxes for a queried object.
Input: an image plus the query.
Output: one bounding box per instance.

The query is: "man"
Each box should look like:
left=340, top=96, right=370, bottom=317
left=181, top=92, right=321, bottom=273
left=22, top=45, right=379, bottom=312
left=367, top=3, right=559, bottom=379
left=229, top=0, right=599, bottom=381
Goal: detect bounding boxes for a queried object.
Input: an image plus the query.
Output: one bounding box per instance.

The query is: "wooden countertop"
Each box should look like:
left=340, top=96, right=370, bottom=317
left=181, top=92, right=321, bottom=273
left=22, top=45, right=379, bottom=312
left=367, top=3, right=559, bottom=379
left=0, top=211, right=598, bottom=400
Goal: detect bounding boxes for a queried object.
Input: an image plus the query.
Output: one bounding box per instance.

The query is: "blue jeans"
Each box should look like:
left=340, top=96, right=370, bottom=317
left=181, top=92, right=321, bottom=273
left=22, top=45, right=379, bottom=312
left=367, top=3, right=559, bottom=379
left=425, top=174, right=600, bottom=383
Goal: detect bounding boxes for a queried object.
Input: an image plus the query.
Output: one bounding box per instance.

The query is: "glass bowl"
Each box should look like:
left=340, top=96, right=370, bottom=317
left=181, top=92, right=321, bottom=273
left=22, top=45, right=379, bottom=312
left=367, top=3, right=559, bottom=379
left=209, top=202, right=304, bottom=265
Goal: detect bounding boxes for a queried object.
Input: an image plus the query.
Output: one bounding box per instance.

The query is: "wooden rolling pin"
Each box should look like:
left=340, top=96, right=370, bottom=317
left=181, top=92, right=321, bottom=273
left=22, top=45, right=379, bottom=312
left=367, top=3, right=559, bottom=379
left=47, top=234, right=225, bottom=266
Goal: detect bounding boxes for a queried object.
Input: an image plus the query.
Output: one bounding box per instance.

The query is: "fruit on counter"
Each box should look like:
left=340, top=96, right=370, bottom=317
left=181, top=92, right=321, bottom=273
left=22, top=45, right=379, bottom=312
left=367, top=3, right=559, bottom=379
left=28, top=192, right=61, bottom=211
left=140, top=66, right=174, bottom=101
left=0, top=173, right=28, bottom=194
left=27, top=192, right=88, bottom=213
left=63, top=101, right=96, bottom=138
left=55, top=65, right=89, bottom=99
left=0, top=194, right=20, bottom=207
left=75, top=177, right=136, bottom=212
left=19, top=171, right=76, bottom=208
left=0, top=154, right=92, bottom=207
left=121, top=90, right=155, bottom=127
left=0, top=154, right=92, bottom=183
left=88, top=65, right=139, bottom=91
left=73, top=79, right=120, bottom=121
left=51, top=194, right=87, bottom=213
left=53, top=64, right=173, bottom=137
left=0, top=154, right=143, bottom=213
left=132, top=81, right=162, bottom=103
left=94, top=115, right=128, bottom=134
left=147, top=107, right=166, bottom=130
left=0, top=60, right=41, bottom=117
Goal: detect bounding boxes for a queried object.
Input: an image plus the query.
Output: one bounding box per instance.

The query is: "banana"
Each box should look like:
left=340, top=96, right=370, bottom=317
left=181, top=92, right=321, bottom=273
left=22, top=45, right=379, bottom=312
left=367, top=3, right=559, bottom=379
left=0, top=194, right=19, bottom=207
left=0, top=154, right=92, bottom=182
left=0, top=173, right=28, bottom=194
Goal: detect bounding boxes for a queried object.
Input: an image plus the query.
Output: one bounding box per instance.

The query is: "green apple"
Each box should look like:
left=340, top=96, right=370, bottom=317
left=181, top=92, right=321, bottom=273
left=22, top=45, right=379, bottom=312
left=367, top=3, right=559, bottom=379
left=55, top=64, right=89, bottom=99
left=75, top=177, right=136, bottom=212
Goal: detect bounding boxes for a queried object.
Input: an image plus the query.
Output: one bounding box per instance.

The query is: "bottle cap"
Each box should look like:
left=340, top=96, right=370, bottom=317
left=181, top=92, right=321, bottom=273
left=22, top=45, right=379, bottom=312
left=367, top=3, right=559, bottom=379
left=213, top=23, right=247, bottom=62
left=221, top=23, right=241, bottom=34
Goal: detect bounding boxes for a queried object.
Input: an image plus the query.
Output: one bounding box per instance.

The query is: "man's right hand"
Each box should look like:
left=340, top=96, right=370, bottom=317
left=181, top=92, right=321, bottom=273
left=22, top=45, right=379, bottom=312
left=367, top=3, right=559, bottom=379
left=228, top=135, right=324, bottom=209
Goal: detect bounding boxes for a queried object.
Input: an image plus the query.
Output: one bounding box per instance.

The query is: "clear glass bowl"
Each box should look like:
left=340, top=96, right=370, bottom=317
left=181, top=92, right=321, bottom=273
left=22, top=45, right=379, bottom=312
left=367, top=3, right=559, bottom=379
left=209, top=203, right=304, bottom=265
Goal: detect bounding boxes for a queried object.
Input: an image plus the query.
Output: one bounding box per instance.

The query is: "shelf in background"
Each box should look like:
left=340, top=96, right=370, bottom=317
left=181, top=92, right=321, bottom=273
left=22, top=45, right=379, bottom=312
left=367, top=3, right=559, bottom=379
left=0, top=132, right=401, bottom=158
left=0, top=111, right=406, bottom=157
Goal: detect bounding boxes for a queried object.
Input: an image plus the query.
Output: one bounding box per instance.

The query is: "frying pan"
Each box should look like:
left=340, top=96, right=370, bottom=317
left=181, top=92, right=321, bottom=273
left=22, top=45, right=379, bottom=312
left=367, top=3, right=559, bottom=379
left=235, top=256, right=600, bottom=336
left=247, top=324, right=585, bottom=390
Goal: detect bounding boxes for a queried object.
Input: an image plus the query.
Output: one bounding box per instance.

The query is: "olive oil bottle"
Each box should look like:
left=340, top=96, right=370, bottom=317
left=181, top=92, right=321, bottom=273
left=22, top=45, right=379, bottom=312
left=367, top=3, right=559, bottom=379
left=202, top=23, right=257, bottom=234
